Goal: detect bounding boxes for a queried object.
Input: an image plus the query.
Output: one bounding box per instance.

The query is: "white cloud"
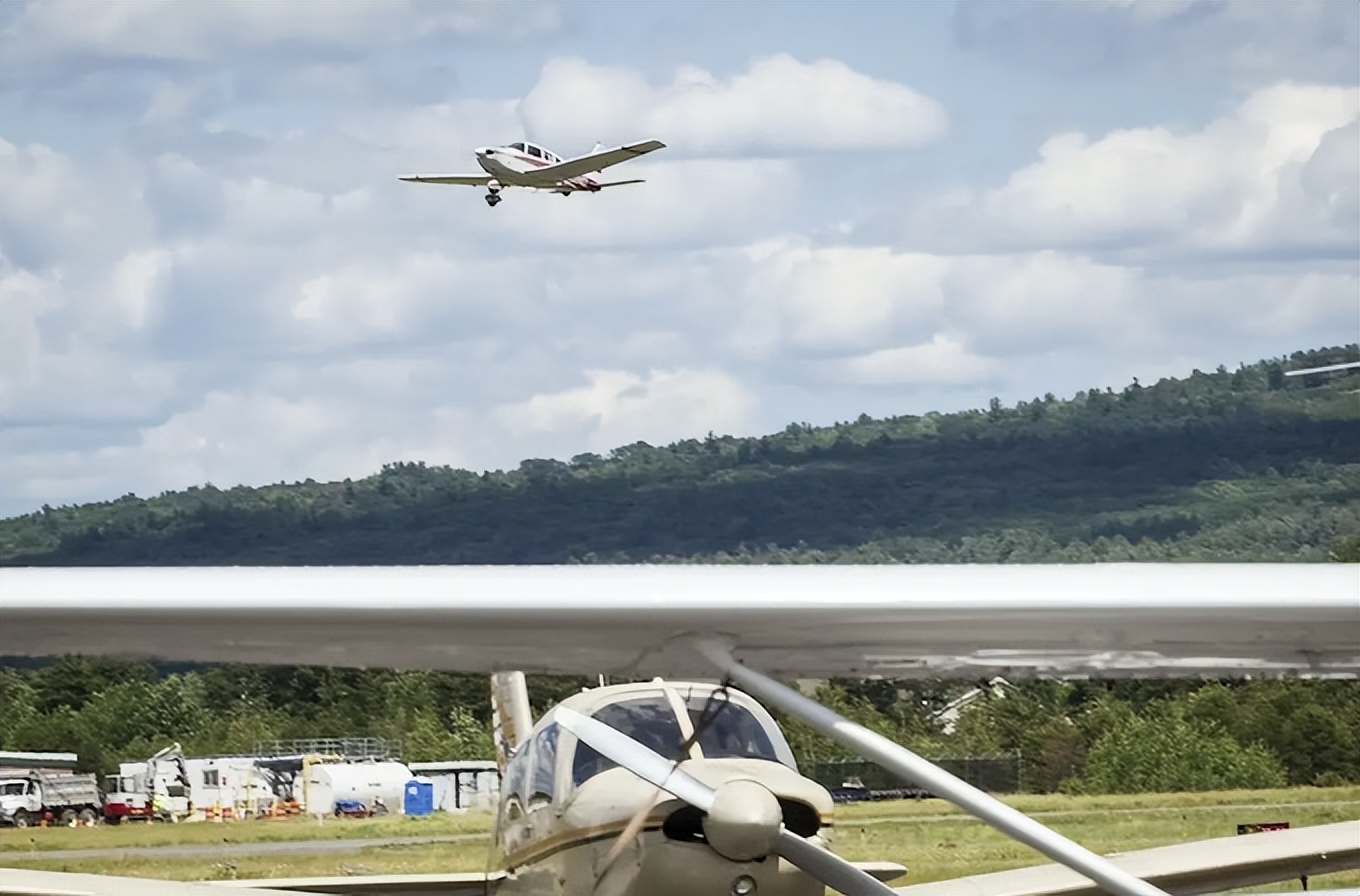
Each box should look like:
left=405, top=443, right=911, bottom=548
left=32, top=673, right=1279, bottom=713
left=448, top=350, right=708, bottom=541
left=496, top=368, right=758, bottom=454
left=819, top=334, right=1000, bottom=387
left=919, top=82, right=1358, bottom=256
left=722, top=239, right=949, bottom=358
left=0, top=263, right=64, bottom=411
left=941, top=251, right=1144, bottom=355
left=518, top=55, right=948, bottom=154
left=0, top=2, right=564, bottom=73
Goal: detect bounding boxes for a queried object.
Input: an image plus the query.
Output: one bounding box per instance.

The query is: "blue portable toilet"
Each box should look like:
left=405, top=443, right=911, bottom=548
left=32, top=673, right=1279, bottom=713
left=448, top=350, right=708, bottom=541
left=404, top=778, right=435, bottom=816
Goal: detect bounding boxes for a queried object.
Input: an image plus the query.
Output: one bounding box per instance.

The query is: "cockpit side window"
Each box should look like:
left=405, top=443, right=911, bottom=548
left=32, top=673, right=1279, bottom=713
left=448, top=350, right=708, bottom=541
left=685, top=693, right=780, bottom=763
left=571, top=694, right=685, bottom=786
left=509, top=142, right=526, bottom=152
left=528, top=723, right=558, bottom=803
left=526, top=144, right=543, bottom=159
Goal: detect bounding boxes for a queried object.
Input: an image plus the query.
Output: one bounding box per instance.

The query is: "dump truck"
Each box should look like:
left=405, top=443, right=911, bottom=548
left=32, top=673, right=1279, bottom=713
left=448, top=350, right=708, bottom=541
left=0, top=770, right=102, bottom=827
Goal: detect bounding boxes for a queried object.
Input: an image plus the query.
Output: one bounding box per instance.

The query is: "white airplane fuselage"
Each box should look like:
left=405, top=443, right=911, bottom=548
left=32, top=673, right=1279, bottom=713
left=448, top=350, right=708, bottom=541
left=490, top=681, right=843, bottom=896
left=475, top=144, right=603, bottom=193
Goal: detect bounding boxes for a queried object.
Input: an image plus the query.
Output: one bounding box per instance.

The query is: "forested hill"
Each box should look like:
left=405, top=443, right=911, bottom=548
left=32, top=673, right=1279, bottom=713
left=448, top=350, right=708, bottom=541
left=3, top=347, right=1358, bottom=566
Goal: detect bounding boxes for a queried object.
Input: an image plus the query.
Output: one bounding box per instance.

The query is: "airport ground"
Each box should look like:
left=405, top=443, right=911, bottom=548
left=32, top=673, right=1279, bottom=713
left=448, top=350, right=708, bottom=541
left=2, top=786, right=1357, bottom=889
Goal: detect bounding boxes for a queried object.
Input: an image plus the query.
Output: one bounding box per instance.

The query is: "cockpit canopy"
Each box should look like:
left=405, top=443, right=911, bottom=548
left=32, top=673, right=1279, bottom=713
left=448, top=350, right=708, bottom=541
left=499, top=682, right=796, bottom=813
left=571, top=689, right=783, bottom=786
left=506, top=142, right=561, bottom=164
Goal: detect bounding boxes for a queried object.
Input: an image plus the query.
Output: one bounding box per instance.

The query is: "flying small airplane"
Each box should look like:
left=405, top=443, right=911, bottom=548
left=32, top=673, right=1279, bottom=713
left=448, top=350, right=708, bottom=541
left=1, top=564, right=1357, bottom=896
left=399, top=139, right=666, bottom=207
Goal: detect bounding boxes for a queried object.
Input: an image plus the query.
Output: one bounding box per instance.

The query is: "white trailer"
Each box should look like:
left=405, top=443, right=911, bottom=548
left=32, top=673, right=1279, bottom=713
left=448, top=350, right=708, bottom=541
left=407, top=760, right=499, bottom=812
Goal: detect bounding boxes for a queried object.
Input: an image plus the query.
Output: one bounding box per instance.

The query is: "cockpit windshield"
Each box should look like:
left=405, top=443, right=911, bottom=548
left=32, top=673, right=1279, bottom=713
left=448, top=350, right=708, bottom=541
left=570, top=689, right=783, bottom=787
left=684, top=692, right=779, bottom=762
left=509, top=142, right=526, bottom=152
left=572, top=694, right=683, bottom=785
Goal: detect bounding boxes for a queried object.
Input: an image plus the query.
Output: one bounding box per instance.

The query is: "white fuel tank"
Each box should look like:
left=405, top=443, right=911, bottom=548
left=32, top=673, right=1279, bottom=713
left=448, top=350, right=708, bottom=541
left=305, top=761, right=411, bottom=815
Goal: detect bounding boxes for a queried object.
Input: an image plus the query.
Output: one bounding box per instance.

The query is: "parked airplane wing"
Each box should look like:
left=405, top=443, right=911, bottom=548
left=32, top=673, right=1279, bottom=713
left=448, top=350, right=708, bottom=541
left=0, top=867, right=316, bottom=896
left=538, top=138, right=665, bottom=181
left=215, top=871, right=502, bottom=895
left=397, top=173, right=494, bottom=186
left=890, top=820, right=1360, bottom=896
left=0, top=564, right=1354, bottom=679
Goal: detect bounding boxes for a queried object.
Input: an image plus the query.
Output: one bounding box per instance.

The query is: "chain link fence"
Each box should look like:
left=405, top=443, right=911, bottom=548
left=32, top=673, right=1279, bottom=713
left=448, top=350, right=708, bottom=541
left=805, top=754, right=1020, bottom=801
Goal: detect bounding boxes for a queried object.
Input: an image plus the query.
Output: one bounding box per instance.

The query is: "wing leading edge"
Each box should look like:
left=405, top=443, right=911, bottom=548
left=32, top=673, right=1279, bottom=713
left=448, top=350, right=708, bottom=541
left=0, top=564, right=1354, bottom=679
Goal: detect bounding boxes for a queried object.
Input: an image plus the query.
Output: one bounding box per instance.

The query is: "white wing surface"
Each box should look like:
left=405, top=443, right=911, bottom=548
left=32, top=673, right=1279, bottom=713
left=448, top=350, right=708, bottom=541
left=890, top=820, right=1360, bottom=896
left=0, top=564, right=1354, bottom=678
left=397, top=173, right=493, bottom=186
left=0, top=867, right=312, bottom=895
left=536, top=138, right=665, bottom=180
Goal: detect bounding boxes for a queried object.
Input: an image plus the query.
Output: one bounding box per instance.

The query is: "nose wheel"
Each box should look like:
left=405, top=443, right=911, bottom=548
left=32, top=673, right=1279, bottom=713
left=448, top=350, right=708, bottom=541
left=485, top=192, right=501, bottom=207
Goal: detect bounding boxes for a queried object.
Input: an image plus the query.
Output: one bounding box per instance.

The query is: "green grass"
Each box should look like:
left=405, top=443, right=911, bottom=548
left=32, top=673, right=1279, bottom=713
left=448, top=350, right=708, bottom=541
left=2, top=787, right=1356, bottom=889
left=0, top=841, right=496, bottom=882
left=0, top=810, right=492, bottom=853
left=831, top=786, right=1360, bottom=881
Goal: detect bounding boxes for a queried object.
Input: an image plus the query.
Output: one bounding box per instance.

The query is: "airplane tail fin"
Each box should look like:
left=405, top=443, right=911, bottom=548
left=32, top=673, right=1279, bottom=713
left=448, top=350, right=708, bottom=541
left=491, top=671, right=533, bottom=771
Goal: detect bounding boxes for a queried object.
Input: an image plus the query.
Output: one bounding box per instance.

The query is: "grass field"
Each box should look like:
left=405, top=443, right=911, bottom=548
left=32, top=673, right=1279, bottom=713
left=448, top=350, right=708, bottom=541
left=1, top=786, right=1356, bottom=888
left=0, top=809, right=491, bottom=852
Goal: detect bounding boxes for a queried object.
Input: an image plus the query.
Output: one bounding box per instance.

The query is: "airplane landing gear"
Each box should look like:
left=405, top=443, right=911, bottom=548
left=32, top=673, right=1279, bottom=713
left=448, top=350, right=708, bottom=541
left=485, top=192, right=501, bottom=207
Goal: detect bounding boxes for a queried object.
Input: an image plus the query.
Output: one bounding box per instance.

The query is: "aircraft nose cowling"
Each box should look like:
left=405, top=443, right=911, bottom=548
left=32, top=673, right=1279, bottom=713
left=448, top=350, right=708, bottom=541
left=701, top=779, right=782, bottom=862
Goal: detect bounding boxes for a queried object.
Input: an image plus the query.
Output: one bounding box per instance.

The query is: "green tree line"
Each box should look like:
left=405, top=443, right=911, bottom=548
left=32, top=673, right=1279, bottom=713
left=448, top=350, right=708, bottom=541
left=3, top=347, right=1357, bottom=565
left=2, top=657, right=1355, bottom=793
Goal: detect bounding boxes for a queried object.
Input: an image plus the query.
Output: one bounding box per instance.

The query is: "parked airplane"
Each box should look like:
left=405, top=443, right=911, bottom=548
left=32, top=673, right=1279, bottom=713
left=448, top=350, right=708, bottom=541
left=1, top=564, right=1357, bottom=896
left=399, top=138, right=665, bottom=206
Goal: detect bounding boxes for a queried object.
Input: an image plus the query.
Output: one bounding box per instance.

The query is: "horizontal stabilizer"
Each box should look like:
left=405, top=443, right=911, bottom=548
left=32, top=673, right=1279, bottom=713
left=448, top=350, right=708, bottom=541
left=595, top=178, right=646, bottom=188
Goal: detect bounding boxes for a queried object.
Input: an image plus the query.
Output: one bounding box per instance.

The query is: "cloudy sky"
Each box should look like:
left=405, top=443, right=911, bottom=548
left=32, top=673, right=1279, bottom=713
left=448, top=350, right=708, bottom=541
left=2, top=2, right=1356, bottom=517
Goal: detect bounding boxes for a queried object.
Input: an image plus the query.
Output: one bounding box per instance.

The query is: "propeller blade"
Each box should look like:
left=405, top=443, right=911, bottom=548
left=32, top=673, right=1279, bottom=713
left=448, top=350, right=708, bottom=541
left=555, top=707, right=714, bottom=810
left=554, top=706, right=897, bottom=896
left=774, top=830, right=896, bottom=896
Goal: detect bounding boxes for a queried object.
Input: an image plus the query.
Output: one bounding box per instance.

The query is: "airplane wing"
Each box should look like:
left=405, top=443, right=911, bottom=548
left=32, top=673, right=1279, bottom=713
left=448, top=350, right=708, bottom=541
left=889, top=820, right=1360, bottom=896
left=0, top=564, right=1355, bottom=679
left=0, top=867, right=314, bottom=896
left=1285, top=360, right=1360, bottom=376
left=535, top=139, right=665, bottom=181
left=214, top=871, right=502, bottom=895
left=397, top=174, right=493, bottom=186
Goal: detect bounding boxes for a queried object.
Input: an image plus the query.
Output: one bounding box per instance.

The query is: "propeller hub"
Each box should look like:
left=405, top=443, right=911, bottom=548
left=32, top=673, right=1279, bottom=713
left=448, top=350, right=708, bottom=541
left=701, top=779, right=782, bottom=863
